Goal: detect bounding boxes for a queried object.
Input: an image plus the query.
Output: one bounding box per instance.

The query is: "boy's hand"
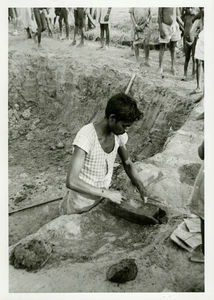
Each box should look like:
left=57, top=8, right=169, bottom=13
left=159, top=23, right=166, bottom=38
left=135, top=24, right=141, bottom=31
left=106, top=190, right=123, bottom=204
left=104, top=14, right=109, bottom=22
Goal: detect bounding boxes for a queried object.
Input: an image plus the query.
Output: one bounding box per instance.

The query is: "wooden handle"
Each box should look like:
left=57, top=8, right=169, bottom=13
left=125, top=74, right=136, bottom=95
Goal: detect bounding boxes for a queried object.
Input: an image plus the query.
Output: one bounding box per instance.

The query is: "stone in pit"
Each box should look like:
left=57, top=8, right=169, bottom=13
left=10, top=238, right=52, bottom=271
left=106, top=258, right=138, bottom=283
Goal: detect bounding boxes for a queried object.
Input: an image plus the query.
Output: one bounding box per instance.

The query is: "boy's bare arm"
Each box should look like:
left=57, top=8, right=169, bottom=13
left=118, top=145, right=146, bottom=202
left=176, top=7, right=184, bottom=31
left=158, top=8, right=163, bottom=26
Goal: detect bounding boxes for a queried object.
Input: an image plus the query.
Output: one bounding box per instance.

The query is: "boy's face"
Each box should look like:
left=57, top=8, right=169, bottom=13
left=109, top=117, right=133, bottom=135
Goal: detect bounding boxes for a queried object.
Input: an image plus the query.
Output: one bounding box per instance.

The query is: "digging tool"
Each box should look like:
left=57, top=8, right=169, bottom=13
left=9, top=196, right=63, bottom=216
left=90, top=73, right=136, bottom=124
left=125, top=73, right=136, bottom=95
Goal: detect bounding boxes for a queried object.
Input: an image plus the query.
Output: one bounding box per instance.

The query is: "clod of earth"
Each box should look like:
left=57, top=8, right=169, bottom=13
left=10, top=238, right=52, bottom=271
left=56, top=141, right=65, bottom=149
left=178, top=163, right=201, bottom=186
left=106, top=258, right=138, bottom=283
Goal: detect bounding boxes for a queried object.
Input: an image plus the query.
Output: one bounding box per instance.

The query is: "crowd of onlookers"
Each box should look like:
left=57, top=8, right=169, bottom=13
left=8, top=7, right=204, bottom=93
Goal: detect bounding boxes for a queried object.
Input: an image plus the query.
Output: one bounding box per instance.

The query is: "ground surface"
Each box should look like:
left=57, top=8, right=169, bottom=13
left=8, top=13, right=204, bottom=293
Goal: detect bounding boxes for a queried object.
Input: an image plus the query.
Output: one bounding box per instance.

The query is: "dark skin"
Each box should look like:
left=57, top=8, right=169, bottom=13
left=181, top=8, right=198, bottom=80
left=66, top=115, right=146, bottom=204
left=158, top=7, right=181, bottom=77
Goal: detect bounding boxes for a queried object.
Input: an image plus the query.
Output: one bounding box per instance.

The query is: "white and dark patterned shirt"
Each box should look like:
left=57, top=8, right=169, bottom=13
left=73, top=123, right=128, bottom=189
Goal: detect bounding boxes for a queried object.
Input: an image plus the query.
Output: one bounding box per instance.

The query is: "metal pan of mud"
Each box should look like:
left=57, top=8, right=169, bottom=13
left=104, top=200, right=167, bottom=225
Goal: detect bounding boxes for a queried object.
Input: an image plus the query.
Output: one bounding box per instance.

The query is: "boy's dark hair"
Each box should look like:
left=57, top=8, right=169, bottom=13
left=105, top=93, right=142, bottom=122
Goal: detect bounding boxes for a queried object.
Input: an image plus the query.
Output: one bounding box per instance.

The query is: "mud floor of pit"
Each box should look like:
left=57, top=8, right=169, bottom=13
left=9, top=34, right=204, bottom=292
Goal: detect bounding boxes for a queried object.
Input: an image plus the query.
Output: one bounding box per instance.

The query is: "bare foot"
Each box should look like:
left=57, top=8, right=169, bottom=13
left=144, top=61, right=150, bottom=67
left=181, top=75, right=187, bottom=81
left=96, top=45, right=105, bottom=50
left=190, top=87, right=202, bottom=95
left=171, top=68, right=176, bottom=76
left=70, top=40, right=76, bottom=46
left=158, top=67, right=164, bottom=78
left=38, top=44, right=44, bottom=50
left=77, top=42, right=84, bottom=48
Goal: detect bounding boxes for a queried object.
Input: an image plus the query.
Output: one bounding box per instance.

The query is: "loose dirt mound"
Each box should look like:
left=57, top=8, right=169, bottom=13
left=10, top=238, right=52, bottom=271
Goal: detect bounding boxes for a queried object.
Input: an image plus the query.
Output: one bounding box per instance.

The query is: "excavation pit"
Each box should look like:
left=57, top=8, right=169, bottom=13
left=8, top=37, right=204, bottom=292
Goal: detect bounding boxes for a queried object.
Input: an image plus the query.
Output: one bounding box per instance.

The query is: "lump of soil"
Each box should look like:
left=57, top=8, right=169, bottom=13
left=106, top=258, right=138, bottom=283
left=10, top=238, right=52, bottom=271
left=179, top=163, right=201, bottom=186
left=56, top=141, right=64, bottom=149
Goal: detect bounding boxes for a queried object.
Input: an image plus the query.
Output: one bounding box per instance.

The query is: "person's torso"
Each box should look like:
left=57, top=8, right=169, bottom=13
left=184, top=14, right=195, bottom=36
left=78, top=124, right=122, bottom=189
left=99, top=8, right=110, bottom=23
left=133, top=8, right=150, bottom=25
left=162, top=8, right=175, bottom=26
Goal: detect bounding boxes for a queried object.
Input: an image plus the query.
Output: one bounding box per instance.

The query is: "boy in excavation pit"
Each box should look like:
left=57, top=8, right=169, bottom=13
left=60, top=93, right=146, bottom=214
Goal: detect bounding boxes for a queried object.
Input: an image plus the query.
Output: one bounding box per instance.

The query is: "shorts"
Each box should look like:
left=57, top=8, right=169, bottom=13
left=54, top=8, right=61, bottom=17
left=133, top=23, right=152, bottom=46
left=159, top=22, right=181, bottom=44
left=74, top=8, right=86, bottom=29
left=59, top=190, right=102, bottom=215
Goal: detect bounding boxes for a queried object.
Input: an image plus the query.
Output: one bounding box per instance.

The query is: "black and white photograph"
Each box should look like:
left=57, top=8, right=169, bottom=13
left=1, top=0, right=214, bottom=297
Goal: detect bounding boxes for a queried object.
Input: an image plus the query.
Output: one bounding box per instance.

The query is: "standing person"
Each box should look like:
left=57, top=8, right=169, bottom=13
left=71, top=8, right=95, bottom=47
left=129, top=7, right=152, bottom=66
left=8, top=8, right=19, bottom=36
left=158, top=7, right=181, bottom=78
left=191, top=7, right=204, bottom=94
left=33, top=8, right=47, bottom=47
left=54, top=8, right=61, bottom=30
left=71, top=8, right=88, bottom=47
left=181, top=7, right=200, bottom=81
left=60, top=93, right=146, bottom=215
left=44, top=8, right=55, bottom=37
left=58, top=8, right=70, bottom=40
left=19, top=8, right=37, bottom=39
left=97, top=8, right=112, bottom=49
left=189, top=140, right=204, bottom=262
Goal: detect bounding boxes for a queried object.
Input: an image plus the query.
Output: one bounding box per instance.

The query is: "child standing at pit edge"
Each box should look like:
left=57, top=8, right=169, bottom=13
left=129, top=7, right=152, bottom=66
left=97, top=8, right=112, bottom=49
left=33, top=8, right=47, bottom=48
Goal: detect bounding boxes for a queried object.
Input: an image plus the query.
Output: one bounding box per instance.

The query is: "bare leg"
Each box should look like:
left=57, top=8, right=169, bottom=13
left=106, top=24, right=110, bottom=47
left=191, top=39, right=197, bottom=78
left=182, top=41, right=191, bottom=81
left=169, top=41, right=176, bottom=75
left=144, top=42, right=150, bottom=66
left=59, top=15, right=63, bottom=39
left=71, top=27, right=78, bottom=45
left=77, top=28, right=84, bottom=47
left=100, top=24, right=104, bottom=48
left=196, top=59, right=202, bottom=90
left=134, top=44, right=140, bottom=63
left=159, top=43, right=165, bottom=77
